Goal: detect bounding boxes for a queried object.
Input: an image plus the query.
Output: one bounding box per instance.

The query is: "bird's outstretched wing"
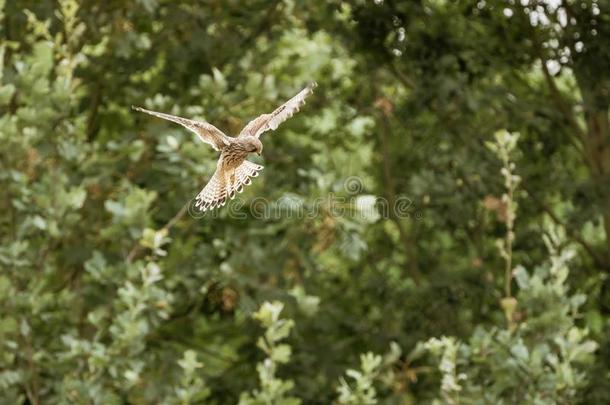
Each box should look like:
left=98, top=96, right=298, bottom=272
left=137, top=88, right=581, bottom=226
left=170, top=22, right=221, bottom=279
left=238, top=82, right=317, bottom=139
left=132, top=106, right=230, bottom=151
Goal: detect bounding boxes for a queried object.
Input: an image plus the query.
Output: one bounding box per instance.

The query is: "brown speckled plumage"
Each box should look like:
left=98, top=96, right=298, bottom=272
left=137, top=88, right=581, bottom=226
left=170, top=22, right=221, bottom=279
left=133, top=82, right=316, bottom=211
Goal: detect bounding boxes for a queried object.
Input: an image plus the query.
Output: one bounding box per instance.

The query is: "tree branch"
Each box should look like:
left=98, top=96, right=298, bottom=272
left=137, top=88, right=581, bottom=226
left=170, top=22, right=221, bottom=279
left=86, top=81, right=102, bottom=142
left=377, top=110, right=423, bottom=284
left=126, top=201, right=190, bottom=263
left=523, top=186, right=608, bottom=270
left=539, top=54, right=585, bottom=140
left=389, top=62, right=416, bottom=90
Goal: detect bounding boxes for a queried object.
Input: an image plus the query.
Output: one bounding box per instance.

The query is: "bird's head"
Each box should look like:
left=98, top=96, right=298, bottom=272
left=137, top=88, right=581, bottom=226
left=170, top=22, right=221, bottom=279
left=245, top=137, right=263, bottom=156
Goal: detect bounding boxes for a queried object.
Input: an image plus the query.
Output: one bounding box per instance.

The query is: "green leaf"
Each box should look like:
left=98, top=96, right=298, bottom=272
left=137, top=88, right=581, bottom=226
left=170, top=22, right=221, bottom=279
left=510, top=341, right=529, bottom=362
left=0, top=84, right=15, bottom=105
left=271, top=344, right=292, bottom=364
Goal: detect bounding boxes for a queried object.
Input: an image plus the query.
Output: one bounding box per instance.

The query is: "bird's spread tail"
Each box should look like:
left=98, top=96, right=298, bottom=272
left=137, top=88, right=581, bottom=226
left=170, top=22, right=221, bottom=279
left=195, top=161, right=264, bottom=212
left=230, top=160, right=263, bottom=197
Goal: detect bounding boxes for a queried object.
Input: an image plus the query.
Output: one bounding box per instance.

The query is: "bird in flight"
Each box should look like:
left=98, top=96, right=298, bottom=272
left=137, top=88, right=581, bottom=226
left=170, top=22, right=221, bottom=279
left=133, top=82, right=316, bottom=212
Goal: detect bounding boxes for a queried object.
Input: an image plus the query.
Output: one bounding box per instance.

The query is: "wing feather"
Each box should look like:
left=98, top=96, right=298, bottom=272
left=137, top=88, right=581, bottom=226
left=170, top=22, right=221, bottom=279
left=239, top=82, right=317, bottom=139
left=132, top=106, right=230, bottom=151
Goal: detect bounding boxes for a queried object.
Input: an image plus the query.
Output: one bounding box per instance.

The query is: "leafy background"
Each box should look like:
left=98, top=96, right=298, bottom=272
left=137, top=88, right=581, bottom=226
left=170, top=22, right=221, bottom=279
left=0, top=0, right=609, bottom=403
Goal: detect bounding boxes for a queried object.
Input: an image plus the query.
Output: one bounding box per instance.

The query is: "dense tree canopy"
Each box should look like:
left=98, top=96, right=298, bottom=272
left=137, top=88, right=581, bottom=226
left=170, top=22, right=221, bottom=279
left=1, top=0, right=609, bottom=403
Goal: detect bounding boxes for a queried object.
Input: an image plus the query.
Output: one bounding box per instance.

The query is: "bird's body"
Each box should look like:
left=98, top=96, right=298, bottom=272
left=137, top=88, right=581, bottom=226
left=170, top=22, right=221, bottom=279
left=133, top=82, right=316, bottom=211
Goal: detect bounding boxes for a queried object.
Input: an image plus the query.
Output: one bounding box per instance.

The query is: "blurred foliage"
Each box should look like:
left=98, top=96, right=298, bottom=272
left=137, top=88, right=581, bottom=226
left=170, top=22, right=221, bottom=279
left=239, top=301, right=299, bottom=405
left=0, top=0, right=609, bottom=403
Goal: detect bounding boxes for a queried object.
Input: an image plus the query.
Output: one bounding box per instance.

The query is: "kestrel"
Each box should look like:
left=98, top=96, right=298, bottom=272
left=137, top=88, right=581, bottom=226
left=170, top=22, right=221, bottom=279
left=133, top=82, right=316, bottom=212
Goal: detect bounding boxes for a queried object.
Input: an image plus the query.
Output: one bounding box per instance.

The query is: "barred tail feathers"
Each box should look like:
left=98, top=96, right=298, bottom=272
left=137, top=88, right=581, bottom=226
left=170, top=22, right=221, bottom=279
left=195, top=169, right=228, bottom=212
left=195, top=161, right=263, bottom=212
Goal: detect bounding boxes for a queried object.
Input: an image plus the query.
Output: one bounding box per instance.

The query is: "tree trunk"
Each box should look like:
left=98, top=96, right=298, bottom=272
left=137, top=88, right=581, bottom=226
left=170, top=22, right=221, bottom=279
left=576, top=73, right=610, bottom=262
